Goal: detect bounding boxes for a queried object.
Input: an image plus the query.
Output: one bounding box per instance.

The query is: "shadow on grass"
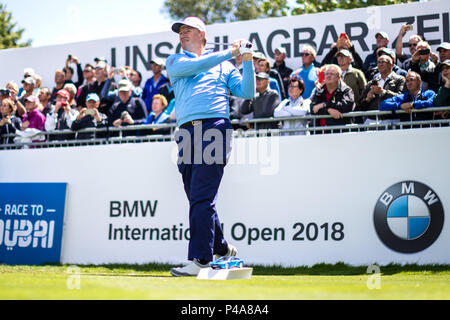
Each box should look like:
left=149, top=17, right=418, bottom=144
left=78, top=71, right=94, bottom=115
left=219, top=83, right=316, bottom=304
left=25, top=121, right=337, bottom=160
left=53, top=262, right=450, bottom=277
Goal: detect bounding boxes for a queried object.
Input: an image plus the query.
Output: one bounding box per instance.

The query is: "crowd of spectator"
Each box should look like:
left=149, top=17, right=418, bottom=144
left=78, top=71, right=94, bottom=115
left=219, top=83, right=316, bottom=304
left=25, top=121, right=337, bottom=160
left=1, top=24, right=450, bottom=146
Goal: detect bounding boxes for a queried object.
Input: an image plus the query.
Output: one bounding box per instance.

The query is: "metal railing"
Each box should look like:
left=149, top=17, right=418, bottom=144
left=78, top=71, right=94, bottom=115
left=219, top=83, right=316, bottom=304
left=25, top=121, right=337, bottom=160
left=1, top=106, right=449, bottom=150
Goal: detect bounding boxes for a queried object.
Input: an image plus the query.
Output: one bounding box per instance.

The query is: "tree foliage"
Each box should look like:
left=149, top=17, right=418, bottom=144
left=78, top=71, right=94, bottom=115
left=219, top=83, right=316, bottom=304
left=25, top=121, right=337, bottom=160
left=162, top=0, right=289, bottom=24
left=292, top=0, right=420, bottom=15
left=0, top=3, right=31, bottom=50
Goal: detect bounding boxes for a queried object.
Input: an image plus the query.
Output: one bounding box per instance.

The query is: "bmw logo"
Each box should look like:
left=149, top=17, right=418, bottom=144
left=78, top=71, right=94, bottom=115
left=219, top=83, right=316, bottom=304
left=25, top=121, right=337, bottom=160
left=374, top=181, right=444, bottom=253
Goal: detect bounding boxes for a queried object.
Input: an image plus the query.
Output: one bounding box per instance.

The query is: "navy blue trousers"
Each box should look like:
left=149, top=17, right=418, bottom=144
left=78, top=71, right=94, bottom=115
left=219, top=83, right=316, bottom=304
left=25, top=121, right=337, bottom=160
left=175, top=118, right=232, bottom=262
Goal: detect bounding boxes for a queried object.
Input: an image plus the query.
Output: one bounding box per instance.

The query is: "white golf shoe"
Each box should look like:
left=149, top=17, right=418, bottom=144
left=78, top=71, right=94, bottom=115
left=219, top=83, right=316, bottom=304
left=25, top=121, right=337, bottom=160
left=214, top=244, right=237, bottom=260
left=170, top=259, right=210, bottom=277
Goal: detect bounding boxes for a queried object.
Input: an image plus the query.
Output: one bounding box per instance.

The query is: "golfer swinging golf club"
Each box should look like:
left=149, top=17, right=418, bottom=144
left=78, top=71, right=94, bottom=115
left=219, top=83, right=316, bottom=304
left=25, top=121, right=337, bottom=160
left=167, top=16, right=255, bottom=277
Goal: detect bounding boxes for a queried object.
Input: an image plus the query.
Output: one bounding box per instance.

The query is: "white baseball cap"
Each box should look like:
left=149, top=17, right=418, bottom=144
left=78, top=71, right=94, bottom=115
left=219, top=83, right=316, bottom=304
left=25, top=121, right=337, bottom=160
left=171, top=17, right=206, bottom=34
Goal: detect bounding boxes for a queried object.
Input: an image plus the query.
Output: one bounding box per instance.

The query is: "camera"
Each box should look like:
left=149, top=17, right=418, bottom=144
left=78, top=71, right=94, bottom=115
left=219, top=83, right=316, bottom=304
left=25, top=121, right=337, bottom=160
left=121, top=111, right=129, bottom=120
left=85, top=109, right=95, bottom=116
left=372, top=79, right=378, bottom=86
left=405, top=24, right=413, bottom=31
left=0, top=89, right=10, bottom=96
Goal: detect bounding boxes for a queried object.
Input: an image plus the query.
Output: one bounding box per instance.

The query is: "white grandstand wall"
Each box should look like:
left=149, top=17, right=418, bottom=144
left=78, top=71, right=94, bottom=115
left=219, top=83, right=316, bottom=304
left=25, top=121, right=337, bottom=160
left=0, top=0, right=448, bottom=89
left=1, top=127, right=449, bottom=266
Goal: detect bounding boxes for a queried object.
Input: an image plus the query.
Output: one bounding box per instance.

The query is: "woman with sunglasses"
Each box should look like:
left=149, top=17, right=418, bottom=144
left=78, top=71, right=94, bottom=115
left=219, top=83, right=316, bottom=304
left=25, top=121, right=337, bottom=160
left=411, top=41, right=440, bottom=93
left=274, top=77, right=310, bottom=136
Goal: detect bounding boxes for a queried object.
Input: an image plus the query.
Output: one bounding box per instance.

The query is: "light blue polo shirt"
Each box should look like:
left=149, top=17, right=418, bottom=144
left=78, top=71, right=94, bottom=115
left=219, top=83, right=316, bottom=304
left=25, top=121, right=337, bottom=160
left=166, top=49, right=255, bottom=126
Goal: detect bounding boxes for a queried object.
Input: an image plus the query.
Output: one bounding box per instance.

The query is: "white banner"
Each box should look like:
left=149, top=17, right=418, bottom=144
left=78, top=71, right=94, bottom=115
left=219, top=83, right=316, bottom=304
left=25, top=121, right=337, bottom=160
left=1, top=127, right=449, bottom=266
left=0, top=1, right=448, bottom=89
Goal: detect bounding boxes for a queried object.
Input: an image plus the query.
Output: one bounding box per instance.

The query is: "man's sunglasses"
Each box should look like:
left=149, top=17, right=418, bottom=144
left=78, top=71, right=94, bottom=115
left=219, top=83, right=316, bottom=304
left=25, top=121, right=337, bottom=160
left=300, top=52, right=311, bottom=57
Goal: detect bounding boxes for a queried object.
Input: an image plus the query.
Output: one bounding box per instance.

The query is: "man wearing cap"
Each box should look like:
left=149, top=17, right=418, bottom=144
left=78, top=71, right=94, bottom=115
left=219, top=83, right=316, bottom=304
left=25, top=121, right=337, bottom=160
left=21, top=95, right=45, bottom=132
left=108, top=79, right=147, bottom=135
left=336, top=49, right=366, bottom=111
left=19, top=77, right=37, bottom=106
left=437, top=42, right=450, bottom=63
left=273, top=47, right=293, bottom=94
left=240, top=71, right=280, bottom=129
left=45, top=89, right=79, bottom=140
left=363, top=31, right=390, bottom=78
left=143, top=58, right=168, bottom=113
left=71, top=93, right=107, bottom=139
left=166, top=16, right=254, bottom=277
left=367, top=47, right=407, bottom=81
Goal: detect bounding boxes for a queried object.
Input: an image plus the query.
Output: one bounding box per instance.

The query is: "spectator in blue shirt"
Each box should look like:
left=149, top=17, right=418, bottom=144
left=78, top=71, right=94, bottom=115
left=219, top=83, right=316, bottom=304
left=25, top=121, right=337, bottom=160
left=291, top=45, right=319, bottom=99
left=142, top=58, right=168, bottom=113
left=380, top=71, right=436, bottom=122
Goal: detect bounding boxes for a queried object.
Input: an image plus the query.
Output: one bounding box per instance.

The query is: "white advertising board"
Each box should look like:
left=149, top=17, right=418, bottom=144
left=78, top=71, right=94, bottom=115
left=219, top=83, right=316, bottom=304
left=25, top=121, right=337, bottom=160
left=0, top=1, right=448, bottom=89
left=1, top=127, right=449, bottom=266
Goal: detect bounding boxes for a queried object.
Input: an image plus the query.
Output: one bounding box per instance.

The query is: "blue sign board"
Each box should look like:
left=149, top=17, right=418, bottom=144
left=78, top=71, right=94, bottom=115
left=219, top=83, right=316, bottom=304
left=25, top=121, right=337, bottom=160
left=0, top=183, right=67, bottom=265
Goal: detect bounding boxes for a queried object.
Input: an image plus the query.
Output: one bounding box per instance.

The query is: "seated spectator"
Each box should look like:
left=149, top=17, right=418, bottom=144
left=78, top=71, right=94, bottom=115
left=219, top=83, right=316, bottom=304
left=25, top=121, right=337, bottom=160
left=272, top=47, right=293, bottom=98
left=257, top=57, right=284, bottom=99
left=367, top=48, right=407, bottom=81
left=359, top=54, right=406, bottom=124
left=310, top=64, right=354, bottom=130
left=63, top=83, right=78, bottom=109
left=336, top=49, right=366, bottom=111
left=240, top=72, right=281, bottom=129
left=108, top=79, right=148, bottom=136
left=410, top=41, right=440, bottom=92
left=140, top=94, right=171, bottom=136
left=5, top=82, right=26, bottom=117
left=380, top=71, right=436, bottom=122
left=434, top=60, right=450, bottom=120
left=0, top=98, right=22, bottom=145
left=437, top=42, right=450, bottom=63
left=274, top=77, right=310, bottom=135
left=64, top=55, right=84, bottom=88
left=76, top=63, right=96, bottom=110
left=38, top=87, right=52, bottom=116
left=395, top=24, right=422, bottom=70
left=50, top=70, right=66, bottom=104
left=321, top=33, right=364, bottom=70
left=363, top=31, right=390, bottom=78
left=291, top=45, right=320, bottom=99
left=71, top=93, right=107, bottom=140
left=143, top=58, right=168, bottom=113
left=45, top=89, right=79, bottom=141
left=21, top=95, right=45, bottom=132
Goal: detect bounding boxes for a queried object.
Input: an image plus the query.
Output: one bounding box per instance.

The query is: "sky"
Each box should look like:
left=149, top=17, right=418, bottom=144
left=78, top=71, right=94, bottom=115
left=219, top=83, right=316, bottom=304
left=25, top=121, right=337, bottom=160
left=3, top=0, right=173, bottom=47
left=3, top=0, right=303, bottom=48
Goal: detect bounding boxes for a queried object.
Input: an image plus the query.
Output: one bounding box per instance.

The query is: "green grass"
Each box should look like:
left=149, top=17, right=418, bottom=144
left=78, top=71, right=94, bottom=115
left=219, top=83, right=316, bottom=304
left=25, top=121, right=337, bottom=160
left=1, top=263, right=450, bottom=300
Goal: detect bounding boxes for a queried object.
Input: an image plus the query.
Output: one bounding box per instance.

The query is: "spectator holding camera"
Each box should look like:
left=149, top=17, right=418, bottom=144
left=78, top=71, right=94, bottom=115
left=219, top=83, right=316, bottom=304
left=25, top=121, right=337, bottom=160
left=380, top=71, right=436, bottom=122
left=359, top=54, right=405, bottom=124
left=274, top=76, right=310, bottom=135
left=4, top=82, right=26, bottom=118
left=45, top=89, right=79, bottom=140
left=410, top=41, right=440, bottom=93
left=395, top=24, right=422, bottom=70
left=108, top=79, right=147, bottom=129
left=321, top=33, right=364, bottom=70
left=71, top=93, right=107, bottom=139
left=64, top=55, right=84, bottom=88
left=0, top=98, right=22, bottom=145
left=310, top=64, right=354, bottom=130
